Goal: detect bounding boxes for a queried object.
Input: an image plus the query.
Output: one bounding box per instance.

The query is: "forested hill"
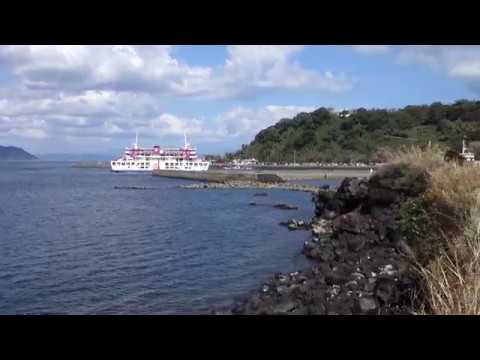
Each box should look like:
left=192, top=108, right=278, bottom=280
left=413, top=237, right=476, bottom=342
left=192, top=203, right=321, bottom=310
left=233, top=99, right=480, bottom=163
left=0, top=146, right=37, bottom=160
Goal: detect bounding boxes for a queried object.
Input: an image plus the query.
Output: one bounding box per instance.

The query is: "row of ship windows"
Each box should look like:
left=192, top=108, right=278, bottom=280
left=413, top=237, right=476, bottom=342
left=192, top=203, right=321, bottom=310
left=113, top=161, right=205, bottom=167
left=165, top=162, right=203, bottom=167
left=113, top=162, right=150, bottom=166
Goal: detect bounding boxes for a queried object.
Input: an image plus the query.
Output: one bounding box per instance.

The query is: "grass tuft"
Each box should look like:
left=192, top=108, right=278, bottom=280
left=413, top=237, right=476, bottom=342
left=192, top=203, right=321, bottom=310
left=386, top=144, right=480, bottom=314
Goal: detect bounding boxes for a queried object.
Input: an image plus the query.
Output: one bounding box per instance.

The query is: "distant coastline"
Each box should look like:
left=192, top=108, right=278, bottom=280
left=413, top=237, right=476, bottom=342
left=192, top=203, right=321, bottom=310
left=0, top=145, right=37, bottom=161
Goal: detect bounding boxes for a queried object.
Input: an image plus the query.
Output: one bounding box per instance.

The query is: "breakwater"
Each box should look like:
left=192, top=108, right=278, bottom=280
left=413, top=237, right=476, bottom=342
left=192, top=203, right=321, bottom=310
left=180, top=181, right=321, bottom=193
left=153, top=169, right=285, bottom=183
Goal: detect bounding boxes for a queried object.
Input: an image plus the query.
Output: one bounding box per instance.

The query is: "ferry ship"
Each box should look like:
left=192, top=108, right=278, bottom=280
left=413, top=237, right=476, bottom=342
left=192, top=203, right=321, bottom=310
left=110, top=133, right=210, bottom=172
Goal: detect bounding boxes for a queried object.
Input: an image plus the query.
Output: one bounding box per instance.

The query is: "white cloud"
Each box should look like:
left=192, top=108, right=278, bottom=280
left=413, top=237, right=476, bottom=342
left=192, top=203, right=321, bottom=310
left=393, top=46, right=480, bottom=94
left=0, top=45, right=353, bottom=99
left=145, top=113, right=204, bottom=137
left=0, top=45, right=352, bottom=151
left=354, top=45, right=480, bottom=93
left=9, top=128, right=47, bottom=139
left=0, top=79, right=315, bottom=149
left=220, top=45, right=353, bottom=96
left=0, top=45, right=212, bottom=96
left=352, top=45, right=390, bottom=55
left=213, top=105, right=316, bottom=140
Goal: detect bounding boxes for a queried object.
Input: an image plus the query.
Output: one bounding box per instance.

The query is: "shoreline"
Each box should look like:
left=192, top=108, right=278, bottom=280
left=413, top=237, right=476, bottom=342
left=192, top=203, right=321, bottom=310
left=153, top=168, right=372, bottom=182
left=215, top=169, right=420, bottom=315
left=268, top=169, right=371, bottom=180
left=70, top=162, right=373, bottom=180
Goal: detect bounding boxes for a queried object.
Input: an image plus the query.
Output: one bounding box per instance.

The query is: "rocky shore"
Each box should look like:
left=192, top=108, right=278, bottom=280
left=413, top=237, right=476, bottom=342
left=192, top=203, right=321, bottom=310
left=180, top=181, right=321, bottom=193
left=216, top=164, right=427, bottom=315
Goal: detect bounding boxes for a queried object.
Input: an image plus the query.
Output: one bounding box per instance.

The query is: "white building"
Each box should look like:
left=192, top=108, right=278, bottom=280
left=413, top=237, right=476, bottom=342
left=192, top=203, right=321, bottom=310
left=233, top=158, right=258, bottom=166
left=460, top=139, right=475, bottom=162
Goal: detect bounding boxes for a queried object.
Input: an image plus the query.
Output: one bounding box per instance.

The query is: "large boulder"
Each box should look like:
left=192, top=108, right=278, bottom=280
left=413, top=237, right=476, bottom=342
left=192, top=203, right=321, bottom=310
left=314, top=178, right=369, bottom=218
left=333, top=212, right=372, bottom=234
left=311, top=218, right=333, bottom=236
left=367, top=163, right=429, bottom=207
left=256, top=173, right=286, bottom=183
left=336, top=177, right=369, bottom=209
left=314, top=190, right=341, bottom=217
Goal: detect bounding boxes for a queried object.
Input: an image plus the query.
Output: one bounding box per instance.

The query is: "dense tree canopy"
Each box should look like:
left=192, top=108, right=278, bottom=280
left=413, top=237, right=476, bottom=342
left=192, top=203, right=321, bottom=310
left=233, top=100, right=480, bottom=163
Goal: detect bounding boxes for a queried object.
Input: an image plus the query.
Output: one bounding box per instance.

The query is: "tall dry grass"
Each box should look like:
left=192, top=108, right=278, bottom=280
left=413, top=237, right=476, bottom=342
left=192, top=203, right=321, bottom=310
left=383, top=143, right=446, bottom=173
left=418, top=200, right=480, bottom=315
left=385, top=144, right=480, bottom=314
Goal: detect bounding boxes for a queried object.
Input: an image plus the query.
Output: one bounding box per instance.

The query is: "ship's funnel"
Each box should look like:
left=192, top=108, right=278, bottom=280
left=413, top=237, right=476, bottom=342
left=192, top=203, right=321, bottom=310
left=134, top=131, right=139, bottom=150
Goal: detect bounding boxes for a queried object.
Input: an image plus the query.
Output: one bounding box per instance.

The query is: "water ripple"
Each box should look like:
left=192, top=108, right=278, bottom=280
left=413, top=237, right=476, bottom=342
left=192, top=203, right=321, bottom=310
left=0, top=161, right=318, bottom=314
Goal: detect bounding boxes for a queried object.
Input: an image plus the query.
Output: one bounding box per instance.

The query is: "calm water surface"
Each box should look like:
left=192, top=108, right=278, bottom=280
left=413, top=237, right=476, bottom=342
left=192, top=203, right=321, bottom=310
left=0, top=161, right=323, bottom=314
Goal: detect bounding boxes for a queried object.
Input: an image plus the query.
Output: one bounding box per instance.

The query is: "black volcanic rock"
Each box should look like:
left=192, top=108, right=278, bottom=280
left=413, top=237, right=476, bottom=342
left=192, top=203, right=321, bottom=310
left=223, top=163, right=429, bottom=316
left=0, top=146, right=37, bottom=160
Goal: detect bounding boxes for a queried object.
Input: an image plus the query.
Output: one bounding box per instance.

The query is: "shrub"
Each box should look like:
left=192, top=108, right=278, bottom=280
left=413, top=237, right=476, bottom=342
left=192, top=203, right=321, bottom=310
left=386, top=144, right=480, bottom=314
left=399, top=197, right=444, bottom=265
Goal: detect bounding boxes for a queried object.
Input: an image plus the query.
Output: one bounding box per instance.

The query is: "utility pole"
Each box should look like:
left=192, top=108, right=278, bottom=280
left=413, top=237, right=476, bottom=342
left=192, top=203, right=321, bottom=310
left=293, top=150, right=296, bottom=167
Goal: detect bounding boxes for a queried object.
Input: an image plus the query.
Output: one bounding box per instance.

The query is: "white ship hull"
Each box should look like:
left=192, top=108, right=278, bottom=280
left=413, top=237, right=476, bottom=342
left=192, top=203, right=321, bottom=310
left=111, top=159, right=209, bottom=172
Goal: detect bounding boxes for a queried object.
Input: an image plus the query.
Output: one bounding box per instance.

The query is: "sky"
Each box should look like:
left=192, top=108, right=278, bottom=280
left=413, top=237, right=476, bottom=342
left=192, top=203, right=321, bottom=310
left=1, top=45, right=480, bottom=156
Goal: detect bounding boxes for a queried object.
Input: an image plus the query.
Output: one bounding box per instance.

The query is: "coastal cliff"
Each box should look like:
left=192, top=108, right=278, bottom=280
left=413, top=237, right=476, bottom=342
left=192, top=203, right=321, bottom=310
left=225, top=164, right=425, bottom=315
left=222, top=145, right=480, bottom=315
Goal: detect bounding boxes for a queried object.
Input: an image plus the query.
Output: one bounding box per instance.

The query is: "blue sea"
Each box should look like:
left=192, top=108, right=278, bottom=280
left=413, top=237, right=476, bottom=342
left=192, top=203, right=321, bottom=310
left=0, top=161, right=340, bottom=314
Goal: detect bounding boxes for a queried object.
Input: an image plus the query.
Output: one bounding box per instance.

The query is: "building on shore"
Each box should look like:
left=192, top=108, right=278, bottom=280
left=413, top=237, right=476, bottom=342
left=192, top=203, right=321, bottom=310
left=460, top=139, right=476, bottom=163
left=232, top=158, right=259, bottom=166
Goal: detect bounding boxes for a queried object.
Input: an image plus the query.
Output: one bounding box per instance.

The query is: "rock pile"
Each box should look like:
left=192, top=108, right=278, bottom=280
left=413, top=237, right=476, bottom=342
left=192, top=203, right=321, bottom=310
left=279, top=219, right=310, bottom=231
left=273, top=203, right=299, bottom=210
left=249, top=202, right=299, bottom=210
left=114, top=186, right=156, bottom=190
left=223, top=164, right=429, bottom=315
left=181, top=181, right=320, bottom=193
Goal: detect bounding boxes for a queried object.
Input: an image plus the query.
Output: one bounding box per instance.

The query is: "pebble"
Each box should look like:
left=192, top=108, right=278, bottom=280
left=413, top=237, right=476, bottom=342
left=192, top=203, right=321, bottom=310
left=329, top=285, right=341, bottom=299
left=352, top=272, right=365, bottom=280
left=379, top=264, right=396, bottom=276
left=357, top=297, right=377, bottom=313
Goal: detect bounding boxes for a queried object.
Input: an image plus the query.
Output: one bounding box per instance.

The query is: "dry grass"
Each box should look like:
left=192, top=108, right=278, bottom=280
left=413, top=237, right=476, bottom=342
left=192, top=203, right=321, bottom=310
left=425, top=165, right=480, bottom=232
left=418, top=201, right=480, bottom=315
left=385, top=144, right=480, bottom=314
left=384, top=143, right=446, bottom=173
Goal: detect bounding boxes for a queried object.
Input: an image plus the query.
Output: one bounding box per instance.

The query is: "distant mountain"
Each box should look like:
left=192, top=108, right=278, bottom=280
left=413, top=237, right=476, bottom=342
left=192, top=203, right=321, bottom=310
left=0, top=145, right=37, bottom=160
left=39, top=153, right=115, bottom=161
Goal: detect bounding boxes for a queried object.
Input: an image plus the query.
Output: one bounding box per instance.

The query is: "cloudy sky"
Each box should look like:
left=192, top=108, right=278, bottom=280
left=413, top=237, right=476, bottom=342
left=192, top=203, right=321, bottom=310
left=1, top=45, right=479, bottom=156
